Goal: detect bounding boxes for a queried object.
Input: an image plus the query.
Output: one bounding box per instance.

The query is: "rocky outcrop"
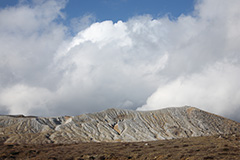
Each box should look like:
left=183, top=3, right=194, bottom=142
left=0, top=106, right=240, bottom=144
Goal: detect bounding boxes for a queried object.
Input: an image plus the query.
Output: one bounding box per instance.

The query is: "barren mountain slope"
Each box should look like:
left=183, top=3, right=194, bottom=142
left=0, top=106, right=240, bottom=144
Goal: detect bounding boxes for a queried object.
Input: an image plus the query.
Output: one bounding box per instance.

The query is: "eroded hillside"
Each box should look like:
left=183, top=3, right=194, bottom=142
left=0, top=106, right=240, bottom=144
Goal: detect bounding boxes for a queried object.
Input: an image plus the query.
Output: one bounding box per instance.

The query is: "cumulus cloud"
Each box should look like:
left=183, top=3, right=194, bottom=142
left=0, top=0, right=240, bottom=121
left=70, top=14, right=96, bottom=34
left=138, top=0, right=240, bottom=122
left=0, top=0, right=67, bottom=89
left=0, top=0, right=67, bottom=115
left=139, top=61, right=240, bottom=121
left=0, top=84, right=53, bottom=115
left=49, top=19, right=167, bottom=115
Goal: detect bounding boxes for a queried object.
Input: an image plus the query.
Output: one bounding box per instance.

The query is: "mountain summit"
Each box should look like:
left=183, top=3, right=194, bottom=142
left=0, top=106, right=239, bottom=144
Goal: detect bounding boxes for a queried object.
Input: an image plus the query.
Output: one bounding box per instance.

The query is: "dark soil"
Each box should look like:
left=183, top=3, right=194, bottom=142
left=0, top=134, right=240, bottom=160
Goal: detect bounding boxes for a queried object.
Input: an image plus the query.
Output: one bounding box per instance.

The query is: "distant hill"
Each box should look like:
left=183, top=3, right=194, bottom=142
left=0, top=106, right=240, bottom=144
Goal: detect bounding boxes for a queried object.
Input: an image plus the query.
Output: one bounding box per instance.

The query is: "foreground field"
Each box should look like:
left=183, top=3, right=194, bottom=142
left=0, top=134, right=240, bottom=160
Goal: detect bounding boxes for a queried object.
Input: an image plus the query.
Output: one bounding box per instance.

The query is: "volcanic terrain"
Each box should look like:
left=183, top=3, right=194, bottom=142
left=0, top=106, right=240, bottom=159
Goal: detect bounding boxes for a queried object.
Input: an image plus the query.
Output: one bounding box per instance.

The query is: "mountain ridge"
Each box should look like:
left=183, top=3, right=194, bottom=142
left=1, top=106, right=240, bottom=144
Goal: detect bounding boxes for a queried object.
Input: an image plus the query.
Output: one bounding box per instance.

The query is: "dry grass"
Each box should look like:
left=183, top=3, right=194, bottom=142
left=0, top=134, right=240, bottom=160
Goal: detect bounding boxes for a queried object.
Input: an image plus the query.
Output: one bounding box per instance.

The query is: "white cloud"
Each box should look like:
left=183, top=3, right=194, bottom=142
left=0, top=84, right=53, bottom=115
left=70, top=14, right=96, bottom=34
left=137, top=0, right=240, bottom=121
left=0, top=0, right=67, bottom=88
left=138, top=62, right=240, bottom=120
left=0, top=0, right=240, bottom=121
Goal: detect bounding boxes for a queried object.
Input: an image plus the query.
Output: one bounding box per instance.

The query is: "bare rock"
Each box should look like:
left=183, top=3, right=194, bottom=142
left=1, top=106, right=240, bottom=144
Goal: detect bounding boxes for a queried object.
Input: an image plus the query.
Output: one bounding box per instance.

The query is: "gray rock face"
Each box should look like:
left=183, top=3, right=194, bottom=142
left=0, top=106, right=240, bottom=144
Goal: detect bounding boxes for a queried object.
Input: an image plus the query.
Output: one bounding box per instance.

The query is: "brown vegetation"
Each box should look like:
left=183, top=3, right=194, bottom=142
left=1, top=134, right=239, bottom=160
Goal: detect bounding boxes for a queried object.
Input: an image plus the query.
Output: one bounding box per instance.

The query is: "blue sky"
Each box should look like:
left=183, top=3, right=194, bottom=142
left=0, top=0, right=195, bottom=22
left=64, top=0, right=195, bottom=22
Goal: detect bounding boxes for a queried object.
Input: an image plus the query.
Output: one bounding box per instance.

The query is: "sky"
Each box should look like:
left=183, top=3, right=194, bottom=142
left=0, top=0, right=240, bottom=122
left=0, top=0, right=195, bottom=22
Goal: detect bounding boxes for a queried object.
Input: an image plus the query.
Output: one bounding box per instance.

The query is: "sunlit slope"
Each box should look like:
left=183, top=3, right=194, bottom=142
left=1, top=106, right=239, bottom=144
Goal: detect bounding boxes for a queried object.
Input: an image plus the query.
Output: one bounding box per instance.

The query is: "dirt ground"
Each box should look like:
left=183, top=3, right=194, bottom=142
left=0, top=134, right=240, bottom=160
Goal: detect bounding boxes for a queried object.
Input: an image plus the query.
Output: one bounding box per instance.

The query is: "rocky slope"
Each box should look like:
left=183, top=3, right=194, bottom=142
left=0, top=106, right=240, bottom=144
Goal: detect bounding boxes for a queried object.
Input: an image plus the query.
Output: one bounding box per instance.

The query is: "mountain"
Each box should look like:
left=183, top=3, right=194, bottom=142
left=0, top=106, right=240, bottom=144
